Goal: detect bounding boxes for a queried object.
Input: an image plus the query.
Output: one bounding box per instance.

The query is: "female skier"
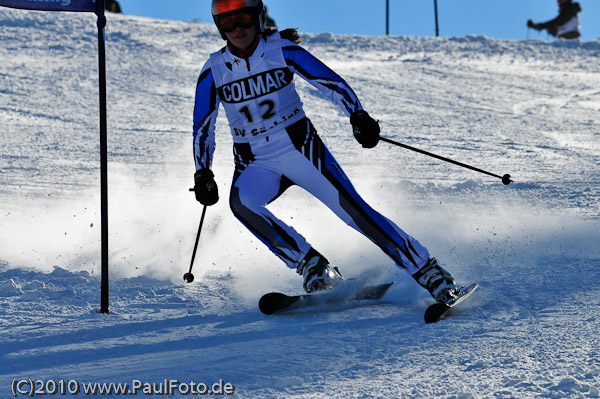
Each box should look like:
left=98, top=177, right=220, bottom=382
left=193, top=0, right=461, bottom=304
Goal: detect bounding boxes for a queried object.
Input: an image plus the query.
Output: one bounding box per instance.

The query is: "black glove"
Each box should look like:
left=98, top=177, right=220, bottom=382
left=350, top=110, right=380, bottom=149
left=194, top=168, right=219, bottom=206
left=527, top=19, right=540, bottom=30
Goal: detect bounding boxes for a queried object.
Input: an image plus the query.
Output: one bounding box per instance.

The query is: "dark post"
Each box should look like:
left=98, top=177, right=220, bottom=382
left=434, top=0, right=439, bottom=37
left=386, top=0, right=389, bottom=35
left=95, top=1, right=109, bottom=314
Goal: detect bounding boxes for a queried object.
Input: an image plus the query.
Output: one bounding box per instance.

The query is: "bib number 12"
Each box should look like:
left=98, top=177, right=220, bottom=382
left=239, top=99, right=276, bottom=123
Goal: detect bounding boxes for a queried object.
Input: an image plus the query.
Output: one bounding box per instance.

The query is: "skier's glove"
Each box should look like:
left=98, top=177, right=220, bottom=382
left=351, top=110, right=380, bottom=149
left=527, top=20, right=540, bottom=30
left=194, top=168, right=219, bottom=206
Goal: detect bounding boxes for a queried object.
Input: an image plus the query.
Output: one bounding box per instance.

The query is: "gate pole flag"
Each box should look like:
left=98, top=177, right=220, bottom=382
left=0, top=0, right=111, bottom=313
left=0, top=0, right=97, bottom=12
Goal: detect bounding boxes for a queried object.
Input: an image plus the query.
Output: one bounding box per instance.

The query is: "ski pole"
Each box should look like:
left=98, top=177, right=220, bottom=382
left=183, top=203, right=208, bottom=283
left=380, top=136, right=513, bottom=185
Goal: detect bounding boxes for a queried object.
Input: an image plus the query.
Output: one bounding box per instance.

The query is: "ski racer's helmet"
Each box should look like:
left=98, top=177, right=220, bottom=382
left=211, top=0, right=266, bottom=40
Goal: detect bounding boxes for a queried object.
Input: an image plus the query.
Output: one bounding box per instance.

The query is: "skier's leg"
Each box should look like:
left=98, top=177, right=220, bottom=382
left=229, top=160, right=312, bottom=269
left=284, top=119, right=459, bottom=302
left=230, top=138, right=344, bottom=292
left=284, top=119, right=430, bottom=275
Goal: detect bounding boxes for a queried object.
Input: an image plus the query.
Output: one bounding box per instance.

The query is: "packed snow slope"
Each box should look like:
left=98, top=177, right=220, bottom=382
left=1, top=8, right=599, bottom=399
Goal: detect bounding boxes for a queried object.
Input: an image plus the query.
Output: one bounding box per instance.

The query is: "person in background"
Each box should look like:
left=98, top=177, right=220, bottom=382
left=528, top=0, right=581, bottom=39
left=105, top=0, right=121, bottom=14
left=263, top=6, right=277, bottom=30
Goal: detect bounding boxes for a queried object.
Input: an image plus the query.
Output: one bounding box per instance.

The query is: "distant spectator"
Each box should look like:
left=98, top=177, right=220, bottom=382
left=264, top=6, right=277, bottom=30
left=528, top=0, right=581, bottom=39
left=105, top=0, right=122, bottom=14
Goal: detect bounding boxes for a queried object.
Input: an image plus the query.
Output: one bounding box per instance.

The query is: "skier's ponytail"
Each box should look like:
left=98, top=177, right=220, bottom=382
left=264, top=27, right=302, bottom=44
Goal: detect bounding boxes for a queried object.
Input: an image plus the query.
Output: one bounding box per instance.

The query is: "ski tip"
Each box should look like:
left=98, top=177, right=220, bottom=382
left=465, top=282, right=479, bottom=292
left=258, top=292, right=289, bottom=315
left=424, top=303, right=450, bottom=324
left=424, top=282, right=479, bottom=324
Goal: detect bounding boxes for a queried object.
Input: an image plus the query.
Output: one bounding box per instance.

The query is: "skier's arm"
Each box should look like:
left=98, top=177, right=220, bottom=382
left=537, top=15, right=566, bottom=35
left=282, top=41, right=362, bottom=117
left=192, top=61, right=219, bottom=171
left=537, top=4, right=580, bottom=35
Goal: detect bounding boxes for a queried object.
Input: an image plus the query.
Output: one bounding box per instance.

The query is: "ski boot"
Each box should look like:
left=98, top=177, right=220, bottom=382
left=413, top=258, right=461, bottom=305
left=297, top=248, right=344, bottom=294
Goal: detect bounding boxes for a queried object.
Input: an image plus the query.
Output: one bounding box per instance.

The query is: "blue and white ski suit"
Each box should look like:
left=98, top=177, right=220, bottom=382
left=193, top=32, right=430, bottom=275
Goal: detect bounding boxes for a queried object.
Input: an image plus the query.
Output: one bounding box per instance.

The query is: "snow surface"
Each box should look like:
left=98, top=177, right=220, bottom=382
left=1, top=8, right=599, bottom=399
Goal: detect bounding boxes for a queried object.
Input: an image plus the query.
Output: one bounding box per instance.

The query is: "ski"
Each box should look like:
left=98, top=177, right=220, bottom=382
left=424, top=283, right=478, bottom=324
left=259, top=281, right=395, bottom=315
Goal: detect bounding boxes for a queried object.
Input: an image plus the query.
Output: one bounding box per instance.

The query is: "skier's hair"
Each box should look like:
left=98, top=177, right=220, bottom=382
left=264, top=27, right=302, bottom=44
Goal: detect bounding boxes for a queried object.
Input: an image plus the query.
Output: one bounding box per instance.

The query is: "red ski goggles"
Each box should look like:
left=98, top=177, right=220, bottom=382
left=217, top=11, right=256, bottom=33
